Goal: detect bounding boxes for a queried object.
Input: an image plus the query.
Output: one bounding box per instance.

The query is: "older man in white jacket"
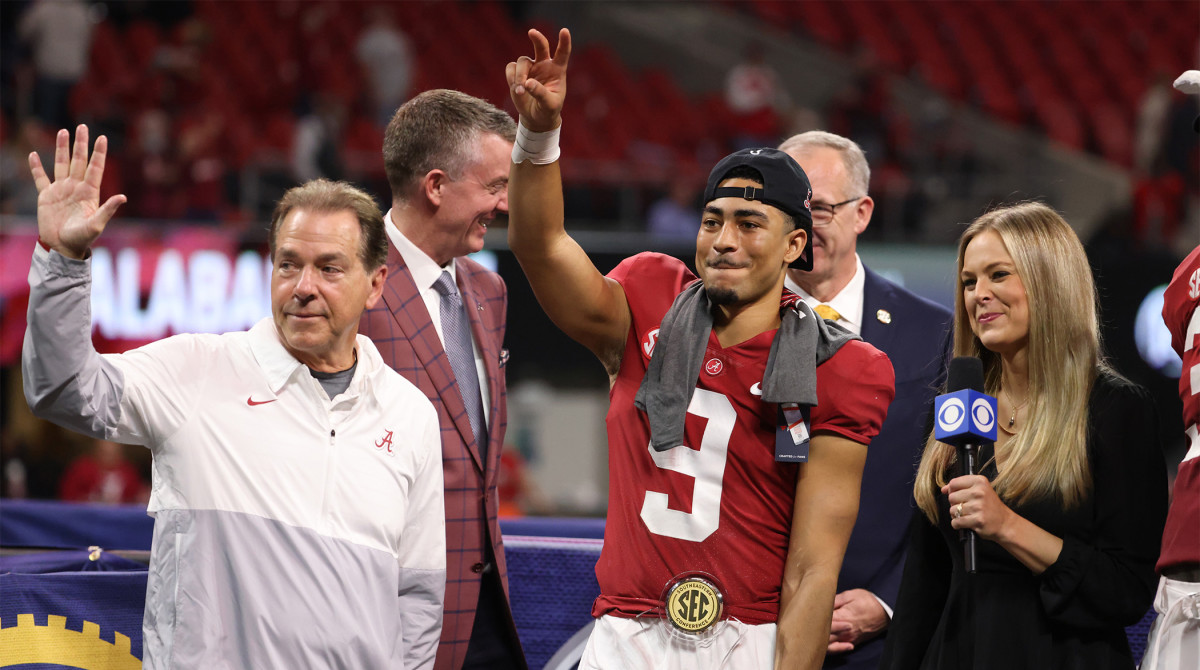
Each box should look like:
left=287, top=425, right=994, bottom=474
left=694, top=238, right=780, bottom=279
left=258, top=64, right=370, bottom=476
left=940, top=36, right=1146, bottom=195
left=22, top=125, right=446, bottom=669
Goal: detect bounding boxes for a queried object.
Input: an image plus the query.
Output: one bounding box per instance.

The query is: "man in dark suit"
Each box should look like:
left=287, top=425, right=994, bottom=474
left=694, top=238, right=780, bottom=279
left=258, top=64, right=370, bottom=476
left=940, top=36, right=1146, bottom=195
left=779, top=131, right=952, bottom=670
left=361, top=89, right=526, bottom=670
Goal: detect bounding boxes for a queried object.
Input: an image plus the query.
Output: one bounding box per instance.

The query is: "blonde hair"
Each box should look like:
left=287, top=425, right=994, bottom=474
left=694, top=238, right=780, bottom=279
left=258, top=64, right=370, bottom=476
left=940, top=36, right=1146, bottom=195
left=914, top=202, right=1104, bottom=520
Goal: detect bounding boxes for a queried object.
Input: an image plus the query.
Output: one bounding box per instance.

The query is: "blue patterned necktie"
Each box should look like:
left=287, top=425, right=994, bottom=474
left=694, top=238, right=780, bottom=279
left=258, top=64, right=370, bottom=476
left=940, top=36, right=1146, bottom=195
left=433, top=271, right=488, bottom=461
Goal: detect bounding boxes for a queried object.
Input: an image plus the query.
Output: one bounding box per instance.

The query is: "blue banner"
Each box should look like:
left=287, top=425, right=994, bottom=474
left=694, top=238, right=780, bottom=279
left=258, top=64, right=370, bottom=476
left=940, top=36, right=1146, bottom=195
left=0, top=572, right=147, bottom=669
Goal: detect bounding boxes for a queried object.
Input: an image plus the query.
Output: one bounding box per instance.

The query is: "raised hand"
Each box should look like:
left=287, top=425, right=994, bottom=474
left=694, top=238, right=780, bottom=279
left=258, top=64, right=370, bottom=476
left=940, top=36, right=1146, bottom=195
left=506, top=28, right=571, bottom=132
left=28, top=125, right=126, bottom=260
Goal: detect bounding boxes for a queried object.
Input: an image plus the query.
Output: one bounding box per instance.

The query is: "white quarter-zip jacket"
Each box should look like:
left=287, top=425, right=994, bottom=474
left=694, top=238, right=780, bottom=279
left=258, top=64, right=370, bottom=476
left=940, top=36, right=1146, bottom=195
left=22, top=244, right=445, bottom=669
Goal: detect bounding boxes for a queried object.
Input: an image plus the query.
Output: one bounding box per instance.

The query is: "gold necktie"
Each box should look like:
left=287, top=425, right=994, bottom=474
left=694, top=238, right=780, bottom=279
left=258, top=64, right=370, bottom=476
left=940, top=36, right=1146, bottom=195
left=814, top=304, right=842, bottom=322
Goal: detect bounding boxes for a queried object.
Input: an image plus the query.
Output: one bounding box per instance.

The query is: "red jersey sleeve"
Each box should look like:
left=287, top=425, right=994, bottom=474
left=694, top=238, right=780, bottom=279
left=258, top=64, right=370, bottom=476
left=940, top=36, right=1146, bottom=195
left=810, top=339, right=895, bottom=445
left=607, top=252, right=697, bottom=293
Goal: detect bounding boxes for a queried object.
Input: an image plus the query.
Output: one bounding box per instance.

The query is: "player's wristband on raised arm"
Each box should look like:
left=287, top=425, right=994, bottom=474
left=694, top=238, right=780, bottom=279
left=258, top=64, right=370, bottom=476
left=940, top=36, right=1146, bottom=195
left=512, top=122, right=561, bottom=165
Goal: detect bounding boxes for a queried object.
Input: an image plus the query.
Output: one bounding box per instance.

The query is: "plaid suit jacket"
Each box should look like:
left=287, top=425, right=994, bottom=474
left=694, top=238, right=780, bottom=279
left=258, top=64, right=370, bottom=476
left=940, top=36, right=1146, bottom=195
left=360, top=244, right=519, bottom=670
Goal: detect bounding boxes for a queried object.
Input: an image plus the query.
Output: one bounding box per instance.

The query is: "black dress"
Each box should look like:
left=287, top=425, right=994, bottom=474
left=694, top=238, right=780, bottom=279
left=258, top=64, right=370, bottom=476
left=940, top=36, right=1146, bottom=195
left=880, top=371, right=1168, bottom=670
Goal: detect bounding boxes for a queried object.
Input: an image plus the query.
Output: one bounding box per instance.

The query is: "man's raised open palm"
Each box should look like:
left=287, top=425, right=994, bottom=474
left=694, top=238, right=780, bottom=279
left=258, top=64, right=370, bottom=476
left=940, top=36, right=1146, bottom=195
left=29, top=124, right=126, bottom=260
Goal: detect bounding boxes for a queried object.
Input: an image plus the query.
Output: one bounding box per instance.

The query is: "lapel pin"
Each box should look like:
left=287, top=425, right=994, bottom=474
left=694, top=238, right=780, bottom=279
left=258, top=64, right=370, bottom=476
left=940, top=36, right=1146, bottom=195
left=876, top=309, right=892, bottom=324
left=476, top=301, right=484, bottom=312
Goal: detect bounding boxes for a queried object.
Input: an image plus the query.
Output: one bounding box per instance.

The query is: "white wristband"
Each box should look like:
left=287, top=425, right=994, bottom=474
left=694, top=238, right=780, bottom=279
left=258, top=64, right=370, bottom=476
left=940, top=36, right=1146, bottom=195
left=512, top=122, right=561, bottom=165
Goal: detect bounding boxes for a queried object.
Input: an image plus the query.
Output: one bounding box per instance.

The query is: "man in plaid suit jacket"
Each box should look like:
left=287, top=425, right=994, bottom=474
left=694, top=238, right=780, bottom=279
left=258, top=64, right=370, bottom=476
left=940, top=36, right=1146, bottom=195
left=361, top=90, right=526, bottom=670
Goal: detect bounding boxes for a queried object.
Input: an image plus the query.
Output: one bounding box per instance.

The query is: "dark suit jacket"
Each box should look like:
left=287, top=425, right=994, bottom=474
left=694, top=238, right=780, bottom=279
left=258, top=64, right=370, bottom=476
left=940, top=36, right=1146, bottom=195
left=825, top=266, right=952, bottom=670
left=360, top=243, right=518, bottom=670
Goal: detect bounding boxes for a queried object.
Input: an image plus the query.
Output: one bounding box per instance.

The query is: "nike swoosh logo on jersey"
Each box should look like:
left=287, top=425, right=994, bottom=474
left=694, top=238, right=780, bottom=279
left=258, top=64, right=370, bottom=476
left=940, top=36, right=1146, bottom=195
left=750, top=383, right=762, bottom=396
left=247, top=397, right=277, bottom=406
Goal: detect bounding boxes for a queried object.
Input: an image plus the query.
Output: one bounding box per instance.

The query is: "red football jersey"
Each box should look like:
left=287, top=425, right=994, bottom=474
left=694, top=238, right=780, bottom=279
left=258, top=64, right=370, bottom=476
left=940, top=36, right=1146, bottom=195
left=1158, top=244, right=1200, bottom=572
left=593, top=253, right=894, bottom=624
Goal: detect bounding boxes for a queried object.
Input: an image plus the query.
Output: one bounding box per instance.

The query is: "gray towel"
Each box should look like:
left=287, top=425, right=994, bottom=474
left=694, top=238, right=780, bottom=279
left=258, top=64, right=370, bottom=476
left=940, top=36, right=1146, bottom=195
left=634, top=281, right=858, bottom=452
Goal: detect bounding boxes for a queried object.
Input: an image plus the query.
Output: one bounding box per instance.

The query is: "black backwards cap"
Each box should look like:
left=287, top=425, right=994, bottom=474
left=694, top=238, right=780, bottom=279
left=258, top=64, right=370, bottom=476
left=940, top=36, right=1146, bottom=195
left=703, top=147, right=815, bottom=271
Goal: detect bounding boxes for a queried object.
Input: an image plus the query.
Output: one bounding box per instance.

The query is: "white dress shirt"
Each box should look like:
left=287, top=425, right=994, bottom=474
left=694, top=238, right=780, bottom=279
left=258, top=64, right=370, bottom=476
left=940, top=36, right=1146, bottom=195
left=385, top=210, right=491, bottom=425
left=785, top=254, right=866, bottom=336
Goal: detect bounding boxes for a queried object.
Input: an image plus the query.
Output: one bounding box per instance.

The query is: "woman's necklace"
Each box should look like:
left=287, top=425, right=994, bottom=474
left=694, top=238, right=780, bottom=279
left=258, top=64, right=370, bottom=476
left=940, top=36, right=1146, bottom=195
left=1001, top=387, right=1029, bottom=430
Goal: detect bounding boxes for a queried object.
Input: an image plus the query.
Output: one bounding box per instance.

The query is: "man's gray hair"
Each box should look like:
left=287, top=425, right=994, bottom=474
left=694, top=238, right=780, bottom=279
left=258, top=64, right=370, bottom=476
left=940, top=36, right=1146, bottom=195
left=778, top=131, right=871, bottom=198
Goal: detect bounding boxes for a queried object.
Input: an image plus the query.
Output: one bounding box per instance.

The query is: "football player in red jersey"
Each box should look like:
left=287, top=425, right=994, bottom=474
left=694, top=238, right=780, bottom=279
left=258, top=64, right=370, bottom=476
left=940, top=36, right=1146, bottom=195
left=1142, top=244, right=1200, bottom=670
left=505, top=29, right=894, bottom=669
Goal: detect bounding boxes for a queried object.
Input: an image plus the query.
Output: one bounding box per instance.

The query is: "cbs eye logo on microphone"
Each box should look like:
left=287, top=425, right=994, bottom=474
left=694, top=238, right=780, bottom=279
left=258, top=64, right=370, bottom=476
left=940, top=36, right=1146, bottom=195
left=935, top=390, right=997, bottom=444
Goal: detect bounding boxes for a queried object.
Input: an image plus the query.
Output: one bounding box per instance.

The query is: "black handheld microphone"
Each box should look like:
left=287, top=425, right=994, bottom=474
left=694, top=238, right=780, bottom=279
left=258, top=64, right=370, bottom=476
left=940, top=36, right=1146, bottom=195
left=933, top=356, right=997, bottom=573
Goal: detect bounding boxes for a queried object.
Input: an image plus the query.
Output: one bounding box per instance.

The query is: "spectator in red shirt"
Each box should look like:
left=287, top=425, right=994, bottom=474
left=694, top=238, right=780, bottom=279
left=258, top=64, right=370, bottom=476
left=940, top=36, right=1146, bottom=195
left=59, top=438, right=147, bottom=504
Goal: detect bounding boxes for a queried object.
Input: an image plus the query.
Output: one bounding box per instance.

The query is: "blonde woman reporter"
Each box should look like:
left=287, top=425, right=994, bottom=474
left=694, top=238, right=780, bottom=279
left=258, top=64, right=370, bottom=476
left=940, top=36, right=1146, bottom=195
left=881, top=203, right=1168, bottom=670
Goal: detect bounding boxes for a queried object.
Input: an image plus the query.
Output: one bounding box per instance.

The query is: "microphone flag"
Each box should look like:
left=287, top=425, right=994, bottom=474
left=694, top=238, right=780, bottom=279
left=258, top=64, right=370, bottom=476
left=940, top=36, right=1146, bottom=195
left=935, top=358, right=997, bottom=446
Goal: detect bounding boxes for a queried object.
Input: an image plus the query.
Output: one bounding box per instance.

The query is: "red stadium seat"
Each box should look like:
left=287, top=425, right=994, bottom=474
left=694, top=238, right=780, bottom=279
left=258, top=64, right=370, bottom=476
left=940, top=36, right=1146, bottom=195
left=256, top=113, right=296, bottom=167
left=1032, top=96, right=1086, bottom=151
left=342, top=116, right=387, bottom=179
left=843, top=2, right=910, bottom=71
left=793, top=0, right=850, bottom=49
left=1089, top=102, right=1134, bottom=167
left=85, top=21, right=128, bottom=87
left=637, top=69, right=706, bottom=155
left=124, top=21, right=163, bottom=69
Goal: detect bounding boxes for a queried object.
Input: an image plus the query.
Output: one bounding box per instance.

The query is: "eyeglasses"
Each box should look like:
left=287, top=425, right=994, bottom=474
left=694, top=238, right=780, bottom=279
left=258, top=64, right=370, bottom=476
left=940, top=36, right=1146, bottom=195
left=810, top=197, right=863, bottom=225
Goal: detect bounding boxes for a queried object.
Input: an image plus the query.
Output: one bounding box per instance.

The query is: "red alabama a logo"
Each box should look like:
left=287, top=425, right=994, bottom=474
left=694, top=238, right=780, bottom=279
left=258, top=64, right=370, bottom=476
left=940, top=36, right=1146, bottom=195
left=375, top=429, right=394, bottom=455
